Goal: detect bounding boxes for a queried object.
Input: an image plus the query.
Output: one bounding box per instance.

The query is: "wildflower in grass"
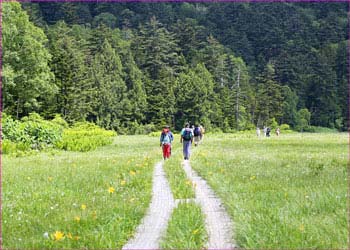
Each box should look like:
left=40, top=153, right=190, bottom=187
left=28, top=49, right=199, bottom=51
left=74, top=216, right=80, bottom=222
left=43, top=232, right=49, bottom=239
left=192, top=229, right=199, bottom=235
left=186, top=180, right=192, bottom=186
left=129, top=198, right=135, bottom=203
left=27, top=177, right=31, bottom=180
left=250, top=175, right=256, bottom=180
left=67, top=233, right=73, bottom=239
left=81, top=204, right=87, bottom=210
left=52, top=231, right=64, bottom=241
left=74, top=236, right=80, bottom=241
left=120, top=180, right=126, bottom=186
left=130, top=170, right=136, bottom=176
left=48, top=177, right=53, bottom=181
left=108, top=187, right=115, bottom=194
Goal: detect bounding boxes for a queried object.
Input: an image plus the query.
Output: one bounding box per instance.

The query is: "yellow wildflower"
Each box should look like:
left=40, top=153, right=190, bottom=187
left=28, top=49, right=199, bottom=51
left=48, top=177, right=53, bottom=181
left=81, top=204, right=87, bottom=210
left=130, top=170, right=136, bottom=176
left=186, top=180, right=192, bottom=186
left=74, top=216, right=80, bottom=222
left=66, top=233, right=73, bottom=239
left=74, top=236, right=80, bottom=241
left=250, top=176, right=256, bottom=181
left=108, top=187, right=115, bottom=194
left=192, top=229, right=199, bottom=235
left=53, top=231, right=64, bottom=241
left=120, top=180, right=126, bottom=186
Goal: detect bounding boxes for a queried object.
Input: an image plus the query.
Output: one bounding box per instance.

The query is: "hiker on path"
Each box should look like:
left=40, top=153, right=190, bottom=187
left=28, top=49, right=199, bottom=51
left=263, top=126, right=267, bottom=137
left=160, top=125, right=174, bottom=160
left=256, top=127, right=261, bottom=137
left=276, top=127, right=280, bottom=136
left=180, top=123, right=193, bottom=160
left=266, top=127, right=271, bottom=137
left=199, top=125, right=205, bottom=141
left=193, top=124, right=202, bottom=146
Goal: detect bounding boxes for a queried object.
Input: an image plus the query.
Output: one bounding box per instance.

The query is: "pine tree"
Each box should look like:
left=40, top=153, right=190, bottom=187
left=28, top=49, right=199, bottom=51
left=91, top=39, right=128, bottom=131
left=47, top=21, right=91, bottom=122
left=2, top=2, right=55, bottom=118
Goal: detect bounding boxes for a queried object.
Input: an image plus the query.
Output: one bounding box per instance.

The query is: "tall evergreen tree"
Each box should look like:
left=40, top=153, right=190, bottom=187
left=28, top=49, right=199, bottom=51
left=91, top=39, right=128, bottom=131
left=2, top=2, right=55, bottom=118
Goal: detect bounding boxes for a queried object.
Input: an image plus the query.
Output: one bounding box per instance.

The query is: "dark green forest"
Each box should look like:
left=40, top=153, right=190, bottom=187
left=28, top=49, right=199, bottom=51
left=2, top=1, right=349, bottom=133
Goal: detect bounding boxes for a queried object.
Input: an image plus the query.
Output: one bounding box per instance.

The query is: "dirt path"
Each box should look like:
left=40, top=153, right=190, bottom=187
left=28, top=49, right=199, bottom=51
left=123, top=159, right=236, bottom=249
left=122, top=161, right=175, bottom=249
left=183, top=160, right=236, bottom=249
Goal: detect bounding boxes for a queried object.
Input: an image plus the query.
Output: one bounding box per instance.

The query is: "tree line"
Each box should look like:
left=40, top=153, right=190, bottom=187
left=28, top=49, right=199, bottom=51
left=2, top=2, right=348, bottom=133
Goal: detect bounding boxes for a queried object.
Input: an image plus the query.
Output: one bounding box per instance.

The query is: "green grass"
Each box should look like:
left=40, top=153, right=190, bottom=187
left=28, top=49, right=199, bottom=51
left=2, top=135, right=160, bottom=248
left=163, top=141, right=195, bottom=199
left=160, top=202, right=207, bottom=249
left=190, top=132, right=347, bottom=248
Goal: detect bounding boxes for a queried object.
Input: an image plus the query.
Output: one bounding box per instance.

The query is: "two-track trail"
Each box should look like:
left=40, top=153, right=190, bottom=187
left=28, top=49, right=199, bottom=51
left=123, top=159, right=236, bottom=249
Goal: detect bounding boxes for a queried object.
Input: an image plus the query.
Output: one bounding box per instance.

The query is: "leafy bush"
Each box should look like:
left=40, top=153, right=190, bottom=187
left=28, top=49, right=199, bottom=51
left=303, top=126, right=339, bottom=133
left=2, top=139, right=31, bottom=156
left=280, top=124, right=290, bottom=130
left=55, top=122, right=116, bottom=152
left=2, top=113, right=63, bottom=150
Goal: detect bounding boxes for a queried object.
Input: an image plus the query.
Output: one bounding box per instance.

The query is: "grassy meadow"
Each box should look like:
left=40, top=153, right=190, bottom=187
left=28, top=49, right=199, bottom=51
left=2, top=132, right=347, bottom=248
left=190, top=132, right=348, bottom=248
left=2, top=135, right=160, bottom=248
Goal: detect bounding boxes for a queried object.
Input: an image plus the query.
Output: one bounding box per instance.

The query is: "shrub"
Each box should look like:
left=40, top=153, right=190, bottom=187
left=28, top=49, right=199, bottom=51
left=55, top=122, right=116, bottom=152
left=280, top=124, right=290, bottom=130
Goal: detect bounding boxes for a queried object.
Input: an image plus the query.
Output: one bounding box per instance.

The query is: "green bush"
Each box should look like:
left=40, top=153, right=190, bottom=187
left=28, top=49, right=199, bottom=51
left=280, top=124, right=290, bottom=130
left=55, top=122, right=116, bottom=152
left=2, top=113, right=63, bottom=150
left=2, top=140, right=31, bottom=156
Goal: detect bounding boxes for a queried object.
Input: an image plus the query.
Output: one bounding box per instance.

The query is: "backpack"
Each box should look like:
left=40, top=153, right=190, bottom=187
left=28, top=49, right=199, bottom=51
left=194, top=127, right=201, bottom=136
left=161, top=129, right=171, bottom=144
left=182, top=129, right=192, bottom=141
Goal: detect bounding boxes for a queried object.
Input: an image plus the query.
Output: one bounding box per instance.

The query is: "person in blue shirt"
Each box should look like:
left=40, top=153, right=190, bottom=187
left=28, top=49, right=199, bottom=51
left=180, top=123, right=193, bottom=160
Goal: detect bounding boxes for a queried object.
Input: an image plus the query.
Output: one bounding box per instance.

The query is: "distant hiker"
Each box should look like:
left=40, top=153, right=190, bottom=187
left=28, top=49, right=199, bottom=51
left=263, top=126, right=267, bottom=137
left=193, top=124, right=202, bottom=146
left=276, top=127, right=280, bottom=136
left=256, top=127, right=261, bottom=137
left=180, top=123, right=193, bottom=160
left=160, top=125, right=174, bottom=160
left=199, top=125, right=205, bottom=141
left=266, top=127, right=271, bottom=137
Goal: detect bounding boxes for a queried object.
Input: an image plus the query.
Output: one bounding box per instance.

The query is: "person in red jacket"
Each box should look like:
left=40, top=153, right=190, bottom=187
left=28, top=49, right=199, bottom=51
left=160, top=125, right=174, bottom=160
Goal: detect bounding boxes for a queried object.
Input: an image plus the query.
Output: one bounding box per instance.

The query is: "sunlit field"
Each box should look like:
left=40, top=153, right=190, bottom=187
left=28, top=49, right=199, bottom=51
left=2, top=135, right=159, bottom=248
left=190, top=132, right=347, bottom=248
left=3, top=132, right=347, bottom=248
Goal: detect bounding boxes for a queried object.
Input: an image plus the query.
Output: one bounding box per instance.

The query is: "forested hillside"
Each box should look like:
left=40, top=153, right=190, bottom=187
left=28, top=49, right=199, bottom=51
left=3, top=1, right=348, bottom=133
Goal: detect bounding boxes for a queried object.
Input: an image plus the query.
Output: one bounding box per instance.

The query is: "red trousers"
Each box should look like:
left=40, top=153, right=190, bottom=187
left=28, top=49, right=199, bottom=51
left=162, top=144, right=171, bottom=159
